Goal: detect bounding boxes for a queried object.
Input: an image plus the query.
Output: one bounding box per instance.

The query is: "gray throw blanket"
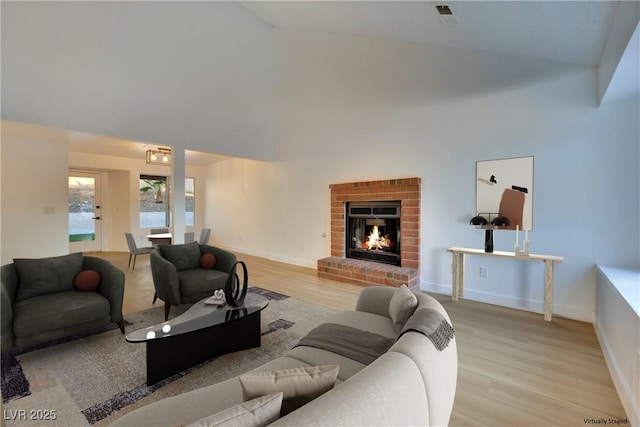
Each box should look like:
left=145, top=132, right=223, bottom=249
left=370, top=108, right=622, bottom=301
left=398, top=308, right=455, bottom=351
left=294, top=323, right=395, bottom=365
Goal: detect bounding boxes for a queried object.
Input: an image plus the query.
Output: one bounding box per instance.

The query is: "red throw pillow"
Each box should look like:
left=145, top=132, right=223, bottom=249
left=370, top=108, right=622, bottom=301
left=74, top=270, right=100, bottom=291
left=200, top=253, right=217, bottom=269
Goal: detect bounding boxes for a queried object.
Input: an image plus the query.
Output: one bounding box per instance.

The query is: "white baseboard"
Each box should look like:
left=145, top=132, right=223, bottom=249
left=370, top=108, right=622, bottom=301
left=222, top=246, right=317, bottom=269
left=420, top=281, right=453, bottom=295
left=420, top=281, right=591, bottom=322
left=594, top=314, right=640, bottom=427
left=223, top=245, right=271, bottom=261
left=269, top=254, right=316, bottom=269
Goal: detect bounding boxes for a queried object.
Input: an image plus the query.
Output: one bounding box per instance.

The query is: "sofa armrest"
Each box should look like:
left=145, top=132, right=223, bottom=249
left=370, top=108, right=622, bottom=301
left=200, top=245, right=237, bottom=275
left=390, top=295, right=458, bottom=427
left=354, top=286, right=397, bottom=318
left=84, top=256, right=125, bottom=323
left=150, top=250, right=182, bottom=305
left=1, top=264, right=18, bottom=351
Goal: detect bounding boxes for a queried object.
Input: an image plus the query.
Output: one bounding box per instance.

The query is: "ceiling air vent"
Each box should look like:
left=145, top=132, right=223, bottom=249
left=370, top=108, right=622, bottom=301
left=434, top=4, right=458, bottom=24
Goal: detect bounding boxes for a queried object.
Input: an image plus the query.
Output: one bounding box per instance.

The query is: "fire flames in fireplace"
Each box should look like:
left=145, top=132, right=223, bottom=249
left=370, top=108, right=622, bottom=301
left=363, top=225, right=391, bottom=250
left=346, top=201, right=401, bottom=266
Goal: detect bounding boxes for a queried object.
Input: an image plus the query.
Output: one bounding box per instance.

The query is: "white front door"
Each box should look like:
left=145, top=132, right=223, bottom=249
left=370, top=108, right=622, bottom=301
left=69, top=172, right=103, bottom=252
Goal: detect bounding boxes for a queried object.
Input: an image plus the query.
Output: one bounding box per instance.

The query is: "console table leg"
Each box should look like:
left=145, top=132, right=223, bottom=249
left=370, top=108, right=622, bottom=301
left=458, top=253, right=465, bottom=298
left=452, top=252, right=464, bottom=301
left=451, top=255, right=458, bottom=301
left=544, top=260, right=554, bottom=322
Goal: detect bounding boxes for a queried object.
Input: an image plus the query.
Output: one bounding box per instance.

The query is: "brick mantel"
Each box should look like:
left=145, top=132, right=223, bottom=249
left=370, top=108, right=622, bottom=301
left=318, top=178, right=421, bottom=289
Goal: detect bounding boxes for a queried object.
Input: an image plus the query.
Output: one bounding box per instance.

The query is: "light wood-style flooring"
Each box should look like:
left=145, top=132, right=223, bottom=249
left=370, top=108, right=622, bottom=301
left=94, top=251, right=628, bottom=426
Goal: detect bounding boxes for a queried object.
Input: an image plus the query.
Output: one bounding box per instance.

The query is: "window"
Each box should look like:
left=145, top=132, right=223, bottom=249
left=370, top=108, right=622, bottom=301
left=140, top=175, right=169, bottom=228
left=139, top=175, right=195, bottom=228
left=186, top=177, right=195, bottom=226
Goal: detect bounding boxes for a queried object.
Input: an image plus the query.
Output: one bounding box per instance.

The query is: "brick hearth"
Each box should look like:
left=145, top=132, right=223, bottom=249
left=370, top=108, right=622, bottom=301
left=318, top=257, right=419, bottom=289
left=317, top=178, right=421, bottom=290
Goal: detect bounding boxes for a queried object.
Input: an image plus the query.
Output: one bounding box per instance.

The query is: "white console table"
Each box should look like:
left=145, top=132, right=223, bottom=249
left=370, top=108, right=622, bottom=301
left=446, top=247, right=564, bottom=321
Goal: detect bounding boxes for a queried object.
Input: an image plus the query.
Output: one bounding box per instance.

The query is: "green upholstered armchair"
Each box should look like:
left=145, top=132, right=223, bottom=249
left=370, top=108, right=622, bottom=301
left=1, top=253, right=125, bottom=352
left=150, top=241, right=237, bottom=320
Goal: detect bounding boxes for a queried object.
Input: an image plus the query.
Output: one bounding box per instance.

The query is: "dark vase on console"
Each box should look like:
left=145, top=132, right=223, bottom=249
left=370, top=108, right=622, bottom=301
left=484, top=229, right=494, bottom=253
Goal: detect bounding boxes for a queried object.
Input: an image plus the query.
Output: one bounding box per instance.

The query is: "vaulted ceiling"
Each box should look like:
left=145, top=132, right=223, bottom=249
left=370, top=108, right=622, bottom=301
left=12, top=1, right=640, bottom=163
left=240, top=1, right=618, bottom=67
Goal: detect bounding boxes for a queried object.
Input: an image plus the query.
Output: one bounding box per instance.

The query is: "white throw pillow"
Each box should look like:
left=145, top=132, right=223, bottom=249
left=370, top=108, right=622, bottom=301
left=186, top=392, right=283, bottom=427
left=389, top=284, right=418, bottom=333
left=239, top=365, right=339, bottom=416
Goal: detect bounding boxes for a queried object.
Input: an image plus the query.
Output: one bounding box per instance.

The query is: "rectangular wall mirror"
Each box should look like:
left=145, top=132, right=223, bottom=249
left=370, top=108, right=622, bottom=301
left=476, top=156, right=534, bottom=231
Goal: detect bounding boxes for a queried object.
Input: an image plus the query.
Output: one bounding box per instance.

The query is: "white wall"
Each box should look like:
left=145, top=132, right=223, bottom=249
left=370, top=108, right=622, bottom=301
left=205, top=158, right=273, bottom=257
left=1, top=122, right=70, bottom=264
left=1, top=1, right=275, bottom=161
left=209, top=29, right=639, bottom=322
left=107, top=171, right=132, bottom=253
left=597, top=1, right=640, bottom=104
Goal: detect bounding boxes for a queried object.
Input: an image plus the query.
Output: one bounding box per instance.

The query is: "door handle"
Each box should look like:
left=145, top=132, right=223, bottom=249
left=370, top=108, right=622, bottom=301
left=92, top=216, right=101, bottom=220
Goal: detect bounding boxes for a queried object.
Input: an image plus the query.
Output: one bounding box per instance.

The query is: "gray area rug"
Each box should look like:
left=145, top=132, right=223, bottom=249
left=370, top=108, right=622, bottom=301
left=1, top=288, right=336, bottom=427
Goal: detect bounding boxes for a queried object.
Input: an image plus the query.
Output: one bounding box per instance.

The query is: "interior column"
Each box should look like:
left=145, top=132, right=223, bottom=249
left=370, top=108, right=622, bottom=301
left=170, top=148, right=186, bottom=244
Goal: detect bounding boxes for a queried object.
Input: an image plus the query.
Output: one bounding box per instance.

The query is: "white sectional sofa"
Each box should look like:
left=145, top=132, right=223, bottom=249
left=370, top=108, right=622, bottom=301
left=110, top=286, right=458, bottom=426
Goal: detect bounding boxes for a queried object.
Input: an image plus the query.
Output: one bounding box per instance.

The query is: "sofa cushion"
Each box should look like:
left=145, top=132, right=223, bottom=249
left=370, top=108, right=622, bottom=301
left=160, top=241, right=201, bottom=271
left=74, top=270, right=101, bottom=291
left=13, top=253, right=84, bottom=302
left=322, top=310, right=397, bottom=339
left=389, top=285, right=418, bottom=333
left=269, top=353, right=430, bottom=427
left=12, top=290, right=110, bottom=338
left=284, top=347, right=366, bottom=381
left=178, top=269, right=228, bottom=300
left=109, top=375, right=247, bottom=427
left=200, top=253, right=217, bottom=269
left=239, top=365, right=339, bottom=416
left=186, top=392, right=282, bottom=427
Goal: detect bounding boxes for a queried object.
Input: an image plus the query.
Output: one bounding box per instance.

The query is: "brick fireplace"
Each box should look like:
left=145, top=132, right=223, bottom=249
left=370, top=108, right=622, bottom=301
left=317, top=178, right=420, bottom=289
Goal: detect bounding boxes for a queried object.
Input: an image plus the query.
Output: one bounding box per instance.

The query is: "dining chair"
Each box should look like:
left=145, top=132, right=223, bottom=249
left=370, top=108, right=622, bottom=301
left=184, top=232, right=195, bottom=243
left=198, top=228, right=211, bottom=245
left=124, top=232, right=154, bottom=270
left=149, top=228, right=170, bottom=247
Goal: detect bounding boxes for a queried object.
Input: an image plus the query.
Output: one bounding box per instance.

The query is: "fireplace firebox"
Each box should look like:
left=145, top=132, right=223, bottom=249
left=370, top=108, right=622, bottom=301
left=346, top=201, right=401, bottom=266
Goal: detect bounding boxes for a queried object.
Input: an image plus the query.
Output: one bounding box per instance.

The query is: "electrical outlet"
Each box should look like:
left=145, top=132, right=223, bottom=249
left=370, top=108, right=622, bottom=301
left=480, top=266, right=488, bottom=278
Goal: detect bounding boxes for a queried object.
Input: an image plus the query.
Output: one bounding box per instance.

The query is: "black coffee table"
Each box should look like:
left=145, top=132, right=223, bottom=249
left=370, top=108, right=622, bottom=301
left=126, top=293, right=268, bottom=385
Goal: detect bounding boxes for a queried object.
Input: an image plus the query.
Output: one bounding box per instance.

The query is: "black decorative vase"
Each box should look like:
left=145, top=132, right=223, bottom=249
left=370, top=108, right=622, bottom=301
left=225, top=261, right=249, bottom=307
left=484, top=229, right=494, bottom=253
left=225, top=307, right=248, bottom=322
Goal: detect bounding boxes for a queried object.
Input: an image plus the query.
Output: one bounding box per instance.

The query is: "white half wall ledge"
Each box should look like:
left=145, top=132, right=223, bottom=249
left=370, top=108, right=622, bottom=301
left=596, top=265, right=640, bottom=318
left=595, top=265, right=640, bottom=427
